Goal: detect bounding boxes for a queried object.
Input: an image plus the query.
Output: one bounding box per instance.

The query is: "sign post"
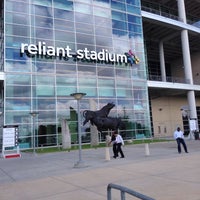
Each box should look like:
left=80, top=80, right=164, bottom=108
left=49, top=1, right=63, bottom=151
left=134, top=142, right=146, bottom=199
left=2, top=126, right=21, bottom=158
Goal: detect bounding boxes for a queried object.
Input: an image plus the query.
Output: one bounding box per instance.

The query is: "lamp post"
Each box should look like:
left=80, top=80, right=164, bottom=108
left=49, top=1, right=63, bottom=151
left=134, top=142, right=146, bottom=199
left=30, top=111, right=39, bottom=155
left=70, top=92, right=86, bottom=168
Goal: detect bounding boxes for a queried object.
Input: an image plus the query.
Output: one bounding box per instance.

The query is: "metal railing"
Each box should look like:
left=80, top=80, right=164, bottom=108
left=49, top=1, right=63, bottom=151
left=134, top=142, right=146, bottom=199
left=107, top=183, right=155, bottom=200
left=148, top=74, right=186, bottom=83
left=141, top=1, right=200, bottom=28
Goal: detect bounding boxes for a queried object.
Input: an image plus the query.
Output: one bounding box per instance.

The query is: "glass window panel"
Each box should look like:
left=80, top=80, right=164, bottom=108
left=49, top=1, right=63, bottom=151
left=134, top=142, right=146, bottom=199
left=54, top=19, right=74, bottom=31
left=54, top=9, right=74, bottom=20
left=117, top=88, right=132, bottom=97
left=112, top=29, right=128, bottom=36
left=56, top=63, right=76, bottom=74
left=37, top=111, right=56, bottom=122
left=33, top=5, right=53, bottom=17
left=56, top=76, right=76, bottom=86
left=95, top=26, right=112, bottom=37
left=34, top=61, right=55, bottom=73
left=5, top=60, right=31, bottom=72
left=55, top=30, right=75, bottom=42
left=57, top=99, right=72, bottom=110
left=111, top=0, right=126, bottom=11
left=5, top=24, right=30, bottom=37
left=126, top=0, right=140, bottom=6
left=76, top=43, right=95, bottom=52
left=98, top=79, right=114, bottom=87
left=57, top=86, right=76, bottom=96
left=127, top=5, right=141, bottom=15
left=99, top=88, right=115, bottom=97
left=55, top=41, right=75, bottom=52
left=116, top=79, right=132, bottom=89
left=112, top=11, right=126, bottom=21
left=75, top=12, right=93, bottom=24
left=5, top=99, right=31, bottom=110
left=53, top=0, right=73, bottom=11
left=128, top=15, right=141, bottom=24
left=77, top=65, right=96, bottom=74
left=5, top=111, right=31, bottom=124
left=117, top=99, right=133, bottom=109
left=6, top=1, right=29, bottom=13
left=93, top=0, right=110, bottom=7
left=33, top=0, right=52, bottom=7
left=78, top=77, right=96, bottom=87
left=96, top=35, right=112, bottom=47
left=76, top=23, right=94, bottom=35
left=6, top=36, right=29, bottom=49
left=34, top=16, right=53, bottom=28
left=128, top=23, right=142, bottom=33
left=6, top=74, right=31, bottom=85
left=36, top=85, right=55, bottom=96
left=79, top=87, right=97, bottom=96
left=93, top=7, right=111, bottom=18
left=6, top=86, right=31, bottom=97
left=6, top=48, right=28, bottom=61
left=112, top=20, right=127, bottom=30
left=33, top=75, right=55, bottom=85
left=94, top=16, right=112, bottom=28
left=74, top=3, right=92, bottom=14
left=5, top=12, right=29, bottom=25
left=80, top=0, right=93, bottom=2
left=116, top=68, right=131, bottom=77
left=37, top=99, right=56, bottom=110
left=76, top=33, right=94, bottom=45
left=97, top=67, right=115, bottom=77
left=35, top=28, right=53, bottom=39
left=113, top=39, right=129, bottom=52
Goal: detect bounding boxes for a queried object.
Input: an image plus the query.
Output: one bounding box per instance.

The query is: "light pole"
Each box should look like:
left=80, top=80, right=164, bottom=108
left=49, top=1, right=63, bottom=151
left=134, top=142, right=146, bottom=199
left=30, top=111, right=39, bottom=155
left=70, top=92, right=86, bottom=168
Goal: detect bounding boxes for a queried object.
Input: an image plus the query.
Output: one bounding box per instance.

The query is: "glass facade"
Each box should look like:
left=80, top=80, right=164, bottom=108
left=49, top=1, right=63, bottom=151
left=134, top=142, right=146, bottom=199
left=3, top=0, right=151, bottom=149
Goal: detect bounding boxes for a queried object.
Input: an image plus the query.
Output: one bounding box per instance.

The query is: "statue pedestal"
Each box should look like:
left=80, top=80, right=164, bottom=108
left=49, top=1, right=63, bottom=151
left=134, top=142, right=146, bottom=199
left=105, top=147, right=110, bottom=161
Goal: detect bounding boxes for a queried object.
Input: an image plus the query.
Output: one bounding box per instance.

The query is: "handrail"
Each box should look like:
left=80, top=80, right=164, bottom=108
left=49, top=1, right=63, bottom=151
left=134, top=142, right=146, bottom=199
left=107, top=183, right=155, bottom=200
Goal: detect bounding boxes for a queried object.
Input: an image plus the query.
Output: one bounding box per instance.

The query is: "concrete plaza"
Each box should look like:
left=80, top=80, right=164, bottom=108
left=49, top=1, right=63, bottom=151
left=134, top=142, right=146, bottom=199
left=0, top=139, right=200, bottom=200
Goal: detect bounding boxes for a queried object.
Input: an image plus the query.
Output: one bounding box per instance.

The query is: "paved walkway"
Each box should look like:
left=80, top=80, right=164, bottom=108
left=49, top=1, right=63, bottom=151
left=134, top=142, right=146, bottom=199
left=0, top=139, right=200, bottom=200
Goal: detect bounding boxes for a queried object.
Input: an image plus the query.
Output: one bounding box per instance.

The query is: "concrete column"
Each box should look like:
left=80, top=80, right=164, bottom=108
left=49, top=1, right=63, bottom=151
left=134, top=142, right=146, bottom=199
left=188, top=91, right=197, bottom=120
left=61, top=119, right=71, bottom=149
left=89, top=99, right=99, bottom=146
left=177, top=0, right=187, bottom=23
left=177, top=0, right=198, bottom=129
left=181, top=30, right=193, bottom=84
left=159, top=41, right=166, bottom=82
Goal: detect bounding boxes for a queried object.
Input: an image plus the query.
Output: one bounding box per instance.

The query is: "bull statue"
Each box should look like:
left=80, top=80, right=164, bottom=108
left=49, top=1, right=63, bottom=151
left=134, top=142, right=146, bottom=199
left=83, top=103, right=126, bottom=136
left=83, top=102, right=115, bottom=126
left=91, top=116, right=126, bottom=134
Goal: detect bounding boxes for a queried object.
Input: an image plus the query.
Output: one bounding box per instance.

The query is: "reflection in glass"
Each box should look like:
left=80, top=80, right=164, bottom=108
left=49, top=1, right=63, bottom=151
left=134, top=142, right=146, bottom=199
left=6, top=86, right=31, bottom=97
left=33, top=5, right=52, bottom=17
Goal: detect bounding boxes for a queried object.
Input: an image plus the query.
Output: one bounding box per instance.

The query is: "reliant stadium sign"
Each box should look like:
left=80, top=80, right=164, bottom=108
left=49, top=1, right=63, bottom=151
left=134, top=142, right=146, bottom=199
left=20, top=41, right=128, bottom=64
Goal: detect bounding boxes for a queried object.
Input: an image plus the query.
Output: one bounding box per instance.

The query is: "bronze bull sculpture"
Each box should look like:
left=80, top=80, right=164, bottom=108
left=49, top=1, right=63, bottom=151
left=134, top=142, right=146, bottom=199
left=83, top=102, right=115, bottom=126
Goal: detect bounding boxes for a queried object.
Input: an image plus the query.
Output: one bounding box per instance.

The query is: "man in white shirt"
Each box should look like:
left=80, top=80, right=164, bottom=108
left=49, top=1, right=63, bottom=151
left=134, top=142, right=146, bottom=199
left=174, top=127, right=188, bottom=153
left=114, top=131, right=125, bottom=158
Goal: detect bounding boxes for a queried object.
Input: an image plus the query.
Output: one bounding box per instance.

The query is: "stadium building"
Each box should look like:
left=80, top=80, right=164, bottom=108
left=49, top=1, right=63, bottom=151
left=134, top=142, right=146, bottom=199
left=0, top=0, right=200, bottom=150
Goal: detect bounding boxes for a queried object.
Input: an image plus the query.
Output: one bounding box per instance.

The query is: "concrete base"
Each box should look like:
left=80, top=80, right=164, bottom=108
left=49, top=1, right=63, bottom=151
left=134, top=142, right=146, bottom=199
left=74, top=161, right=88, bottom=168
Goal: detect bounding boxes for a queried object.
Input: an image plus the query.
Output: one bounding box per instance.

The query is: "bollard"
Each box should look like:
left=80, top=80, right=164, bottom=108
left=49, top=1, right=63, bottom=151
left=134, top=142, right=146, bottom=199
left=145, top=143, right=150, bottom=156
left=105, top=147, right=110, bottom=161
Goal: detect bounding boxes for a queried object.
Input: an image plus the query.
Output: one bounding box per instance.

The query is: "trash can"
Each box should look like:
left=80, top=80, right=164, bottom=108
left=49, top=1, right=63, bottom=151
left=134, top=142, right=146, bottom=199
left=194, top=131, right=199, bottom=140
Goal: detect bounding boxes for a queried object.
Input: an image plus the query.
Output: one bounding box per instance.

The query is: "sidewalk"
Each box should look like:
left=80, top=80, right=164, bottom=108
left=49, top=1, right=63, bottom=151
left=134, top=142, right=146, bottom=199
left=0, top=140, right=200, bottom=200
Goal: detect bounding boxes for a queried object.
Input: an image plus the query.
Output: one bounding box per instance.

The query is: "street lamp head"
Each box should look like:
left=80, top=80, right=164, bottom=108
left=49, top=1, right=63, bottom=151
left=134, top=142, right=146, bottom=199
left=29, top=111, right=39, bottom=117
left=70, top=93, right=86, bottom=100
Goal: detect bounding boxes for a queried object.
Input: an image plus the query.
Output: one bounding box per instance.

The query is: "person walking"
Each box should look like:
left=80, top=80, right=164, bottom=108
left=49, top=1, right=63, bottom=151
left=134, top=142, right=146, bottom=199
left=108, top=132, right=118, bottom=158
left=174, top=127, right=188, bottom=154
left=114, top=131, right=125, bottom=158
